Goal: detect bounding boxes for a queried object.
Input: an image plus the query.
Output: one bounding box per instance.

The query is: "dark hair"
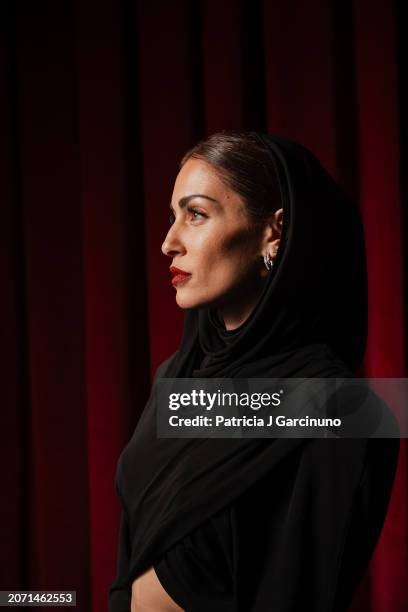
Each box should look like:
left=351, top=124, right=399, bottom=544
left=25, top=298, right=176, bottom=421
left=180, top=131, right=282, bottom=228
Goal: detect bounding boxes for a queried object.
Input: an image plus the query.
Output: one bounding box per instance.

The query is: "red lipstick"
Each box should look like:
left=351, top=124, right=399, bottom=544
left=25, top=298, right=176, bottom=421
left=170, top=266, right=192, bottom=286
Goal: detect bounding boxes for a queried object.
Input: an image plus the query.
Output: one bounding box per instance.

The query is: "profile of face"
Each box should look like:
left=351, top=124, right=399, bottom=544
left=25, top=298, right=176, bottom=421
left=161, top=158, right=283, bottom=329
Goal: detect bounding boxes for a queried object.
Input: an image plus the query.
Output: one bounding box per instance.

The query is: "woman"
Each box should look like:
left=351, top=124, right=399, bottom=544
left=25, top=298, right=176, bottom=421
left=109, top=132, right=399, bottom=611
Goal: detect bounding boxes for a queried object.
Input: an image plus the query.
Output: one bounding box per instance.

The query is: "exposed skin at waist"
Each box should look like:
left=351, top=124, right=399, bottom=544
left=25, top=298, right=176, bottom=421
left=131, top=565, right=184, bottom=612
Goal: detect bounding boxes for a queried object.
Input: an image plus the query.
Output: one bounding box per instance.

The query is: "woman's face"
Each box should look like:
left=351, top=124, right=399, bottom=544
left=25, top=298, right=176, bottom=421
left=161, top=158, right=281, bottom=318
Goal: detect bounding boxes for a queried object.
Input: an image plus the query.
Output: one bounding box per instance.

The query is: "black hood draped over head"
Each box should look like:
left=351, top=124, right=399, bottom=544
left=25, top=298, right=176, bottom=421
left=109, top=134, right=398, bottom=612
left=165, top=133, right=368, bottom=379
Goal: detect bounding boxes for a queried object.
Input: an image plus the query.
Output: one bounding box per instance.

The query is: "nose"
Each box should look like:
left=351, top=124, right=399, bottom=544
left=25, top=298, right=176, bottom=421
left=161, top=222, right=186, bottom=258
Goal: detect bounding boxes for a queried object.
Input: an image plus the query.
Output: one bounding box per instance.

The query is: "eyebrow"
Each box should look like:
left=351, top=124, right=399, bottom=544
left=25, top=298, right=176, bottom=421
left=169, top=194, right=220, bottom=212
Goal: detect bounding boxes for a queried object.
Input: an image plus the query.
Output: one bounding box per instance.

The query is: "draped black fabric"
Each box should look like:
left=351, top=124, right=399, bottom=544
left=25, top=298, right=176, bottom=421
left=108, top=134, right=399, bottom=611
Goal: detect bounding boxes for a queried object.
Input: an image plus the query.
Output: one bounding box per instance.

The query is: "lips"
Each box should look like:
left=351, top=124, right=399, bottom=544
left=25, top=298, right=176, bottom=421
left=170, top=266, right=192, bottom=286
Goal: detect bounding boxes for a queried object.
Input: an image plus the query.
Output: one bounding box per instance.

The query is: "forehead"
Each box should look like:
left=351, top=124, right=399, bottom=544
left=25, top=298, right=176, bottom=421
left=173, top=159, right=232, bottom=200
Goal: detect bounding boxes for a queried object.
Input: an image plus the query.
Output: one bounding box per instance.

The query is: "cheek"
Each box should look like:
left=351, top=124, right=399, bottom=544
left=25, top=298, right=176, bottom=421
left=218, top=228, right=258, bottom=270
left=174, top=226, right=260, bottom=308
left=195, top=228, right=257, bottom=284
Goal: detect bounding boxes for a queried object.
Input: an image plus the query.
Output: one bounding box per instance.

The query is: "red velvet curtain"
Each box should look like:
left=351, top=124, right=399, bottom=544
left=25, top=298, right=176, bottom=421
left=1, top=1, right=407, bottom=610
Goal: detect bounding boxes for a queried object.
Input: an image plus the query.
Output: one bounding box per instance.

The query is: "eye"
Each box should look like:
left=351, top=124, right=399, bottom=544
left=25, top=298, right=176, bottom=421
left=187, top=206, right=207, bottom=220
left=168, top=206, right=207, bottom=225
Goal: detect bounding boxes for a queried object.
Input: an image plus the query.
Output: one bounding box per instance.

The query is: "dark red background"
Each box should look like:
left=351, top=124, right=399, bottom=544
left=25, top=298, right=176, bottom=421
left=1, top=0, right=407, bottom=610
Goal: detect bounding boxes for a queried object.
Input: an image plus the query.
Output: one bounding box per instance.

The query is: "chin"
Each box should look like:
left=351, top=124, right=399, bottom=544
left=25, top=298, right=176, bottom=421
left=175, top=289, right=216, bottom=310
left=175, top=293, right=200, bottom=309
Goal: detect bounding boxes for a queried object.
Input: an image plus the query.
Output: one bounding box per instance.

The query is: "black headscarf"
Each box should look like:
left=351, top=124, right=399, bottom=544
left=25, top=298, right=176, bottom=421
left=165, top=133, right=368, bottom=380
left=109, top=134, right=398, bottom=612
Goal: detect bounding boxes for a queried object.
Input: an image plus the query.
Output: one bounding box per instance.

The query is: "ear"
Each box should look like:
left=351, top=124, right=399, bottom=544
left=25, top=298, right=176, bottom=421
left=261, top=208, right=284, bottom=257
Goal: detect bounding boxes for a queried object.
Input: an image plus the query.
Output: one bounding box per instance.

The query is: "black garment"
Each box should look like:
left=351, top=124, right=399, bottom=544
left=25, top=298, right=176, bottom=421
left=108, top=134, right=399, bottom=611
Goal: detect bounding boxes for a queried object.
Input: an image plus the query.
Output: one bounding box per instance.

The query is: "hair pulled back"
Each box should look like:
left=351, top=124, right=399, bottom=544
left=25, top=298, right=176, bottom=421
left=180, top=131, right=283, bottom=228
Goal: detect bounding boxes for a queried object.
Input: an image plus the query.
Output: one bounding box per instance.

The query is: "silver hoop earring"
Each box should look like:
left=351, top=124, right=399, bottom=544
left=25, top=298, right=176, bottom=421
left=263, top=253, right=274, bottom=271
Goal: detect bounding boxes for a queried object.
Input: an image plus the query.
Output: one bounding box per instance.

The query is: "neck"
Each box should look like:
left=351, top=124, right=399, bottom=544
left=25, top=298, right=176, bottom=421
left=217, top=282, right=265, bottom=331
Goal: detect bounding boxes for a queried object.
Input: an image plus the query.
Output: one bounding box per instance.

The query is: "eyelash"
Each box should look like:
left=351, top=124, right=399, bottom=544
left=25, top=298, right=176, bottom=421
left=169, top=207, right=207, bottom=225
